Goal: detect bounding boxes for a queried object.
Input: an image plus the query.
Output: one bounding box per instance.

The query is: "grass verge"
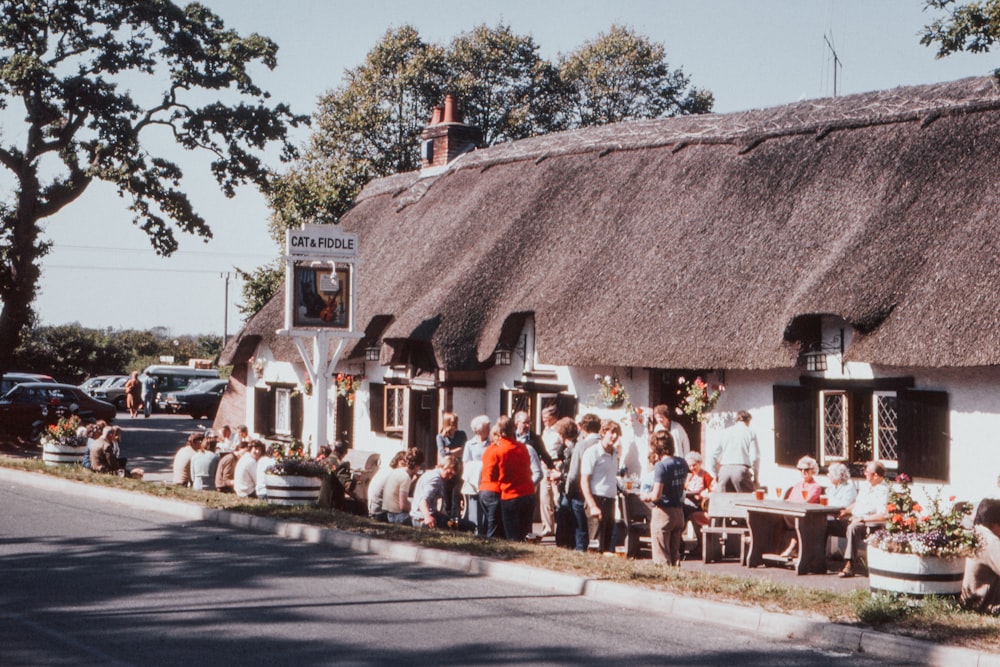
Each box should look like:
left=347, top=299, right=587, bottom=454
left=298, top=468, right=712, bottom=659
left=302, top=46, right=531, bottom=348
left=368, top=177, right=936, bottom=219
left=3, top=455, right=998, bottom=652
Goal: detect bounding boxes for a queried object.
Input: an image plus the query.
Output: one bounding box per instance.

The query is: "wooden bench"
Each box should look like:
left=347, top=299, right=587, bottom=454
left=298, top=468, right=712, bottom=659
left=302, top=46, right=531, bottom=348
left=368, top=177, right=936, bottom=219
left=702, top=492, right=756, bottom=564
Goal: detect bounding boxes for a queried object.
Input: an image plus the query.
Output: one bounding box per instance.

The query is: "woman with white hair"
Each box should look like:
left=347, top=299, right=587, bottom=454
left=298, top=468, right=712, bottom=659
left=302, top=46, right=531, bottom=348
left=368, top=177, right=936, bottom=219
left=825, top=462, right=858, bottom=509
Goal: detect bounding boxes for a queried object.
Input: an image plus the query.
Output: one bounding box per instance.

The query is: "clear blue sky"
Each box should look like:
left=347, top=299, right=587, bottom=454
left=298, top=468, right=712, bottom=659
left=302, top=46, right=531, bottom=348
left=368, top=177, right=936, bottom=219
left=32, top=0, right=993, bottom=337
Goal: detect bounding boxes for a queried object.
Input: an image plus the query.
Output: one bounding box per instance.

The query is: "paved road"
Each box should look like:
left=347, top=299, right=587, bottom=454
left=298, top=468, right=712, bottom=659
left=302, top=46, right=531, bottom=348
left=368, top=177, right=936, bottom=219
left=0, top=481, right=897, bottom=667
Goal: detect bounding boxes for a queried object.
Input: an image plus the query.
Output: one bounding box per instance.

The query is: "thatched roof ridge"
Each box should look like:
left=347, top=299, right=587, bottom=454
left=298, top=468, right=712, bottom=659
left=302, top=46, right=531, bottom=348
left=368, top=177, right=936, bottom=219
left=241, top=76, right=1000, bottom=371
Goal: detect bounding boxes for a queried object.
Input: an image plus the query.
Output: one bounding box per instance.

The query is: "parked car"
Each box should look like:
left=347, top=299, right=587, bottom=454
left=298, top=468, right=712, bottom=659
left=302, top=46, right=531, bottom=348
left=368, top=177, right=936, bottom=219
left=157, top=378, right=228, bottom=419
left=92, top=376, right=130, bottom=411
left=0, top=382, right=115, bottom=439
left=79, top=375, right=126, bottom=397
left=0, top=372, right=56, bottom=396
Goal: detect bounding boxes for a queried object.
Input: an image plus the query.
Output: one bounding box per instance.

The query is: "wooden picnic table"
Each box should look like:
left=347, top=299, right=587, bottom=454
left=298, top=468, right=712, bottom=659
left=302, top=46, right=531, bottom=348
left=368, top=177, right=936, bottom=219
left=737, top=499, right=840, bottom=575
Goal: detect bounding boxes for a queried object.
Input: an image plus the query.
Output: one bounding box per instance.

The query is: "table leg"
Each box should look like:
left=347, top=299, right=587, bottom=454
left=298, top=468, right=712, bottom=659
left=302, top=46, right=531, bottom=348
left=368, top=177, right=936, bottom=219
left=745, top=510, right=779, bottom=567
left=794, top=514, right=829, bottom=574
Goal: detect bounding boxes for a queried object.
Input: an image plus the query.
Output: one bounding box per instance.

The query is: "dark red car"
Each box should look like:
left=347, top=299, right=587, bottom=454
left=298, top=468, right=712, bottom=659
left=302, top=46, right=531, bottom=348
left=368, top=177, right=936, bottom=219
left=0, top=382, right=115, bottom=439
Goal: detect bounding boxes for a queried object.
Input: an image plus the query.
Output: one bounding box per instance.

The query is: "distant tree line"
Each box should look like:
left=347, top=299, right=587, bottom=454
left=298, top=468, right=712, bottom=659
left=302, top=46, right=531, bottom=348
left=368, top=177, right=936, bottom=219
left=10, top=324, right=222, bottom=385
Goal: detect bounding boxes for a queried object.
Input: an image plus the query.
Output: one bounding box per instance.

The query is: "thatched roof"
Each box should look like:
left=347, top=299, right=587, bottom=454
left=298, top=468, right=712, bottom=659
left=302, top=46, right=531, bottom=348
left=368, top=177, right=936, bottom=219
left=225, top=76, right=1000, bottom=371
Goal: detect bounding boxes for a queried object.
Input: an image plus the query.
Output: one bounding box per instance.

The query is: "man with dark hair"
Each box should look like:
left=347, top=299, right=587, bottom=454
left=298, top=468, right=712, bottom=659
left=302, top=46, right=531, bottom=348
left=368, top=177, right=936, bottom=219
left=564, top=413, right=602, bottom=551
left=581, top=419, right=622, bottom=554
left=172, top=432, right=204, bottom=487
left=235, top=440, right=264, bottom=497
left=962, top=498, right=1000, bottom=615
left=216, top=440, right=249, bottom=493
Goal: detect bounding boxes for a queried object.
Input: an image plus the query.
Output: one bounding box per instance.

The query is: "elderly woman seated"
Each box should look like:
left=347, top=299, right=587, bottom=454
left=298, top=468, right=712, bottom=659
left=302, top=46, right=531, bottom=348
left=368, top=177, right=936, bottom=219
left=777, top=455, right=823, bottom=559
left=961, top=498, right=1000, bottom=615
left=682, top=451, right=713, bottom=554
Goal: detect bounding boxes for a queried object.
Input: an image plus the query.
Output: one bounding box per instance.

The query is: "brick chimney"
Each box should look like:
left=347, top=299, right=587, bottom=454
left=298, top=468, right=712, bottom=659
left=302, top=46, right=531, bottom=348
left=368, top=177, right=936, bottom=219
left=420, top=95, right=483, bottom=170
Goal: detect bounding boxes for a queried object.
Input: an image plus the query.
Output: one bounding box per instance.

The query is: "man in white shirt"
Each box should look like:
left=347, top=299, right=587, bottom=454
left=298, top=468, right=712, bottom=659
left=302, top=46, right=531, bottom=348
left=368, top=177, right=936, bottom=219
left=708, top=410, right=760, bottom=492
left=652, top=405, right=691, bottom=459
left=581, top=419, right=621, bottom=554
left=234, top=441, right=264, bottom=497
left=836, top=460, right=889, bottom=578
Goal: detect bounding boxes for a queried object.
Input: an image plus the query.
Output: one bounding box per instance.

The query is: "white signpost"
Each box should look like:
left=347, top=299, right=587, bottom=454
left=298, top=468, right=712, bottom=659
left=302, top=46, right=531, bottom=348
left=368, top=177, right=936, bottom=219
left=280, top=224, right=363, bottom=456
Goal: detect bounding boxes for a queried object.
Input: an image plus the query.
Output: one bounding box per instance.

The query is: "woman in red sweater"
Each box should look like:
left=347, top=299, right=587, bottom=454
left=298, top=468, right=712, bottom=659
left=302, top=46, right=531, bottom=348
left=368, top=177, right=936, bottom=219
left=493, top=415, right=536, bottom=541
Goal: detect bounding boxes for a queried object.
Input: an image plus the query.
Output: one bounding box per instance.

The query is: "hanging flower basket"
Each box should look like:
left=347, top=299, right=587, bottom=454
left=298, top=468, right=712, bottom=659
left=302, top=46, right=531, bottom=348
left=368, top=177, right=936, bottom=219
left=594, top=375, right=627, bottom=408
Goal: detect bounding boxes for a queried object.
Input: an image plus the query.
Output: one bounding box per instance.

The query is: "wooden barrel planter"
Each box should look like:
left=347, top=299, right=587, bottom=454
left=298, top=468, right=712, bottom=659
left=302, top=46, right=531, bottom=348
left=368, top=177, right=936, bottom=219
left=263, top=473, right=323, bottom=506
left=867, top=547, right=965, bottom=596
left=41, top=439, right=87, bottom=466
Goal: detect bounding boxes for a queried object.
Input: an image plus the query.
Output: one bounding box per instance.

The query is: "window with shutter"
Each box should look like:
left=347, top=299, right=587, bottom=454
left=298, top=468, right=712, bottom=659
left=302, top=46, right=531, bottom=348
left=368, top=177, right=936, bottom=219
left=897, top=389, right=949, bottom=482
left=772, top=385, right=816, bottom=466
left=369, top=382, right=385, bottom=434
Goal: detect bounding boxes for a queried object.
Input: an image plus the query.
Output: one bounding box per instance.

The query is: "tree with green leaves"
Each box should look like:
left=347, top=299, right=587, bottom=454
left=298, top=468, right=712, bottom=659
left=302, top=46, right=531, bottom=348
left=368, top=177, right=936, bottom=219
left=559, top=25, right=713, bottom=126
left=0, top=0, right=305, bottom=375
left=922, top=0, right=1000, bottom=73
left=445, top=23, right=567, bottom=145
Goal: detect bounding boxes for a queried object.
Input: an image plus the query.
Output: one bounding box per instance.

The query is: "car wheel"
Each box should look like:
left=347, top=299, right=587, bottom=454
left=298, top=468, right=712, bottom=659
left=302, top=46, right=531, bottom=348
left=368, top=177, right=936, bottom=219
left=114, top=397, right=126, bottom=411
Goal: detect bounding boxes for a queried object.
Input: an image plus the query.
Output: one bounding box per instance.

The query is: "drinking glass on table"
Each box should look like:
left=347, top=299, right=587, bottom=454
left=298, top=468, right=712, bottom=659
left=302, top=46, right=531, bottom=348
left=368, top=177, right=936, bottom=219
left=775, top=487, right=783, bottom=499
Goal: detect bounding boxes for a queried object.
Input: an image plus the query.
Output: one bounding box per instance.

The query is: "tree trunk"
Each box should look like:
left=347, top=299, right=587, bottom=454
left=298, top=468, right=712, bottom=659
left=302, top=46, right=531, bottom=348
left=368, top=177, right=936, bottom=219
left=0, top=174, right=44, bottom=377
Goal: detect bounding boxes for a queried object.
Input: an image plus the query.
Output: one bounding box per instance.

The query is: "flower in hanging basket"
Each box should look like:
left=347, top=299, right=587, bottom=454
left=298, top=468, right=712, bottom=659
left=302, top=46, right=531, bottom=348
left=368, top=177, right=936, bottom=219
left=335, top=373, right=363, bottom=406
left=593, top=374, right=628, bottom=408
left=676, top=376, right=724, bottom=423
left=303, top=379, right=313, bottom=396
left=867, top=473, right=978, bottom=558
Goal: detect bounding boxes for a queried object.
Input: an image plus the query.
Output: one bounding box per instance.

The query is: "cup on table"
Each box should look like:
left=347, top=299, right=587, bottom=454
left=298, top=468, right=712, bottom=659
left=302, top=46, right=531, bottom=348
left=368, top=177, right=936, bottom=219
left=819, top=496, right=829, bottom=506
left=754, top=489, right=765, bottom=501
left=775, top=487, right=783, bottom=499
left=801, top=489, right=809, bottom=501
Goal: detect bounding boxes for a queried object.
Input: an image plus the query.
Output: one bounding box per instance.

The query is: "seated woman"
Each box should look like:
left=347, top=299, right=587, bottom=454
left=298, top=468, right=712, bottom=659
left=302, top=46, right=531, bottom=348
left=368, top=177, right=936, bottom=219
left=778, top=455, right=823, bottom=559
left=961, top=498, right=1000, bottom=615
left=824, top=462, right=857, bottom=509
left=682, top=451, right=713, bottom=553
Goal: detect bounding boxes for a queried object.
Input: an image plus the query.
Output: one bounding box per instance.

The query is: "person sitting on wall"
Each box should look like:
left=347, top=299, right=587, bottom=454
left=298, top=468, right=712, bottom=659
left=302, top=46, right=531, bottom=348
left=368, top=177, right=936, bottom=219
left=383, top=447, right=425, bottom=525
left=961, top=498, right=1000, bottom=615
left=234, top=441, right=264, bottom=498
left=172, top=432, right=204, bottom=487
left=318, top=440, right=357, bottom=512
left=368, top=450, right=406, bottom=522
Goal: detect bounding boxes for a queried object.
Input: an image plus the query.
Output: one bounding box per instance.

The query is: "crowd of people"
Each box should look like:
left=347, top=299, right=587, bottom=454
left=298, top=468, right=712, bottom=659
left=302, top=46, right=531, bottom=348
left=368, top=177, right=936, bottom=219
left=76, top=404, right=1000, bottom=616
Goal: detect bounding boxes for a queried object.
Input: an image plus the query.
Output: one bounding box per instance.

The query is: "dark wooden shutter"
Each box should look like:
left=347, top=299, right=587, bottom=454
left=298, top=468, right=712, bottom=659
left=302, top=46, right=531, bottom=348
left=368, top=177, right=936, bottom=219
left=773, top=385, right=816, bottom=466
left=254, top=387, right=272, bottom=436
left=897, top=389, right=948, bottom=482
left=290, top=391, right=304, bottom=441
left=556, top=393, right=578, bottom=421
left=369, top=382, right=385, bottom=434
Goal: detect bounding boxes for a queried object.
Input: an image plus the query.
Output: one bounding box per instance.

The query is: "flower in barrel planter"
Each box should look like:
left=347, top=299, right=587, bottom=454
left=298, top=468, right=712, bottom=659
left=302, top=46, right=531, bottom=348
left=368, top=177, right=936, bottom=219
left=676, top=376, right=724, bottom=423
left=39, top=415, right=87, bottom=466
left=868, top=473, right=978, bottom=558
left=593, top=374, right=628, bottom=408
left=264, top=440, right=327, bottom=506
left=40, top=415, right=86, bottom=447
left=335, top=373, right=363, bottom=406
